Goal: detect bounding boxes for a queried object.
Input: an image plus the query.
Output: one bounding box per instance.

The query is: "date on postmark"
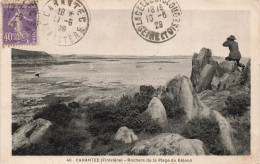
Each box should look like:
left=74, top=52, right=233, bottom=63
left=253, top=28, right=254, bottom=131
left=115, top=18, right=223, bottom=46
left=2, top=0, right=38, bottom=46
left=41, top=0, right=90, bottom=46
left=132, top=0, right=182, bottom=43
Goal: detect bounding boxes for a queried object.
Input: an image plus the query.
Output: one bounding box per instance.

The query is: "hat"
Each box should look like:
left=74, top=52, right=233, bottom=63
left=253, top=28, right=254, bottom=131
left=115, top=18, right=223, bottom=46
left=228, top=35, right=236, bottom=40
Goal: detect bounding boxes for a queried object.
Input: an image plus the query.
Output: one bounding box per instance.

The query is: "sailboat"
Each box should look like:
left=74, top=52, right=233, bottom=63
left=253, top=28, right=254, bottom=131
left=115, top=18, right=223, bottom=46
left=89, top=63, right=96, bottom=71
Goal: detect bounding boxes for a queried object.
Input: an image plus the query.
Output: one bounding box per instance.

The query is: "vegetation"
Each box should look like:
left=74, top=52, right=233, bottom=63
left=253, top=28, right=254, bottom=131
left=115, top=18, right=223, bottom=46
left=34, top=101, right=72, bottom=127
left=13, top=101, right=88, bottom=155
left=68, top=101, right=80, bottom=109
left=13, top=83, right=250, bottom=156
left=80, top=85, right=163, bottom=155
left=181, top=118, right=225, bottom=155
left=160, top=96, right=185, bottom=119
left=13, top=123, right=87, bottom=155
left=229, top=112, right=250, bottom=155
left=223, top=94, right=250, bottom=117
left=13, top=85, right=162, bottom=155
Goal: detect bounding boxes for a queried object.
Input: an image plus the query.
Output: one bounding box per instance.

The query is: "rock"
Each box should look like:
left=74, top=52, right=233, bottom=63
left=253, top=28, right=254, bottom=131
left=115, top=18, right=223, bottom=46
left=166, top=74, right=236, bottom=155
left=198, top=90, right=230, bottom=113
left=190, top=48, right=218, bottom=92
left=131, top=133, right=209, bottom=155
left=211, top=60, right=243, bottom=91
left=12, top=118, right=52, bottom=151
left=242, top=60, right=251, bottom=86
left=215, top=60, right=238, bottom=77
left=114, top=126, right=138, bottom=144
left=145, top=97, right=168, bottom=127
left=212, top=71, right=242, bottom=91
left=245, top=60, right=251, bottom=84
left=195, top=64, right=215, bottom=92
left=210, top=111, right=236, bottom=155
left=166, top=75, right=211, bottom=121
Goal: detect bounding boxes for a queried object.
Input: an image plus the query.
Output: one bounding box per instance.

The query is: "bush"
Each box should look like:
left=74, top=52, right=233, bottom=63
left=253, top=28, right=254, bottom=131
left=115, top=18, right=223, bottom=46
left=229, top=112, right=250, bottom=155
left=143, top=119, right=162, bottom=134
left=132, top=93, right=152, bottom=113
left=224, top=94, right=250, bottom=116
left=160, top=96, right=185, bottom=119
left=92, top=133, right=113, bottom=146
left=68, top=101, right=80, bottom=109
left=86, top=86, right=156, bottom=136
left=140, top=85, right=156, bottom=96
left=34, top=102, right=72, bottom=127
left=181, top=118, right=225, bottom=155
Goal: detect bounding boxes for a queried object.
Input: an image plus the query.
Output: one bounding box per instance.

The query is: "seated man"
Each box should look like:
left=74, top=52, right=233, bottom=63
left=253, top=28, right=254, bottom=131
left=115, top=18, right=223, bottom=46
left=223, top=35, right=245, bottom=69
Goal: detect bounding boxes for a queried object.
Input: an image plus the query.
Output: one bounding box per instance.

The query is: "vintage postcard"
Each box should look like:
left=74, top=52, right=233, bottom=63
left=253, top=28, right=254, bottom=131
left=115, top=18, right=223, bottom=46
left=0, top=0, right=260, bottom=163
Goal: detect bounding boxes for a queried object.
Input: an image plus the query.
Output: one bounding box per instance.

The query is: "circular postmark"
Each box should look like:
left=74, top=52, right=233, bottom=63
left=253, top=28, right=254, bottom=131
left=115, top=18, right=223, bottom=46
left=41, top=0, right=90, bottom=46
left=2, top=0, right=38, bottom=45
left=132, top=0, right=182, bottom=43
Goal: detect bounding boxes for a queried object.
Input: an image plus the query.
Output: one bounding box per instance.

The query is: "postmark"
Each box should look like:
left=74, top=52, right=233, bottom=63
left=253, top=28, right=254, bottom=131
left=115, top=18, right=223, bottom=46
left=2, top=0, right=38, bottom=46
left=132, top=0, right=182, bottom=43
left=41, top=0, right=90, bottom=46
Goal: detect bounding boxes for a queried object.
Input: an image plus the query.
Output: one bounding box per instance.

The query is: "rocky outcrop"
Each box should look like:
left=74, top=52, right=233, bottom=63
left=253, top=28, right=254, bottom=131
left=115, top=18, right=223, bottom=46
left=165, top=74, right=236, bottom=155
left=190, top=48, right=218, bottom=92
left=131, top=133, right=209, bottom=155
left=211, top=71, right=241, bottom=91
left=166, top=75, right=211, bottom=121
left=210, top=111, right=236, bottom=155
left=245, top=60, right=251, bottom=85
left=12, top=118, right=52, bottom=151
left=211, top=61, right=242, bottom=91
left=242, top=60, right=251, bottom=86
left=195, top=64, right=216, bottom=93
left=216, top=61, right=238, bottom=76
left=198, top=90, right=230, bottom=113
left=145, top=97, right=168, bottom=127
left=114, top=126, right=138, bottom=144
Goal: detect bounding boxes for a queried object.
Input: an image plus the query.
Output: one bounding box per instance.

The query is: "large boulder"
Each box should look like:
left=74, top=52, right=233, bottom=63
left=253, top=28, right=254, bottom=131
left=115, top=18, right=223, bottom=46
left=211, top=71, right=242, bottom=91
left=211, top=60, right=243, bottom=91
left=216, top=60, right=238, bottom=77
left=190, top=48, right=218, bottom=92
left=198, top=90, right=230, bottom=113
left=166, top=75, right=211, bottom=121
left=12, top=118, right=52, bottom=151
left=210, top=111, right=236, bottom=155
left=166, top=75, right=236, bottom=155
left=114, top=126, right=138, bottom=144
left=195, top=64, right=215, bottom=92
left=145, top=97, right=168, bottom=127
left=131, top=133, right=209, bottom=155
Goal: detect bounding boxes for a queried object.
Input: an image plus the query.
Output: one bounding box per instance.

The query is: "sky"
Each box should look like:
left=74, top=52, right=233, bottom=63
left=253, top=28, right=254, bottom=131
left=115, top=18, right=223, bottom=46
left=20, top=2, right=250, bottom=57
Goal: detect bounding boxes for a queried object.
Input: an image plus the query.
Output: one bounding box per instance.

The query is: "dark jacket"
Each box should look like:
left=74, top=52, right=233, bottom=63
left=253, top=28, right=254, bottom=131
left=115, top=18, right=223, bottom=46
left=222, top=40, right=241, bottom=59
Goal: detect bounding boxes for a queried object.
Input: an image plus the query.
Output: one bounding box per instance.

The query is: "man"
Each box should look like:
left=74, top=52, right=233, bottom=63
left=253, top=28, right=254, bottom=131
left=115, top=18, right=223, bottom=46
left=223, top=35, right=245, bottom=69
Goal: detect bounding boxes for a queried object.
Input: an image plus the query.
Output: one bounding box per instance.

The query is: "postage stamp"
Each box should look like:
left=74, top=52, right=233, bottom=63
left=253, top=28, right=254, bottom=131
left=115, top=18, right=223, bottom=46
left=132, top=0, right=182, bottom=43
left=2, top=0, right=38, bottom=47
left=41, top=0, right=90, bottom=46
